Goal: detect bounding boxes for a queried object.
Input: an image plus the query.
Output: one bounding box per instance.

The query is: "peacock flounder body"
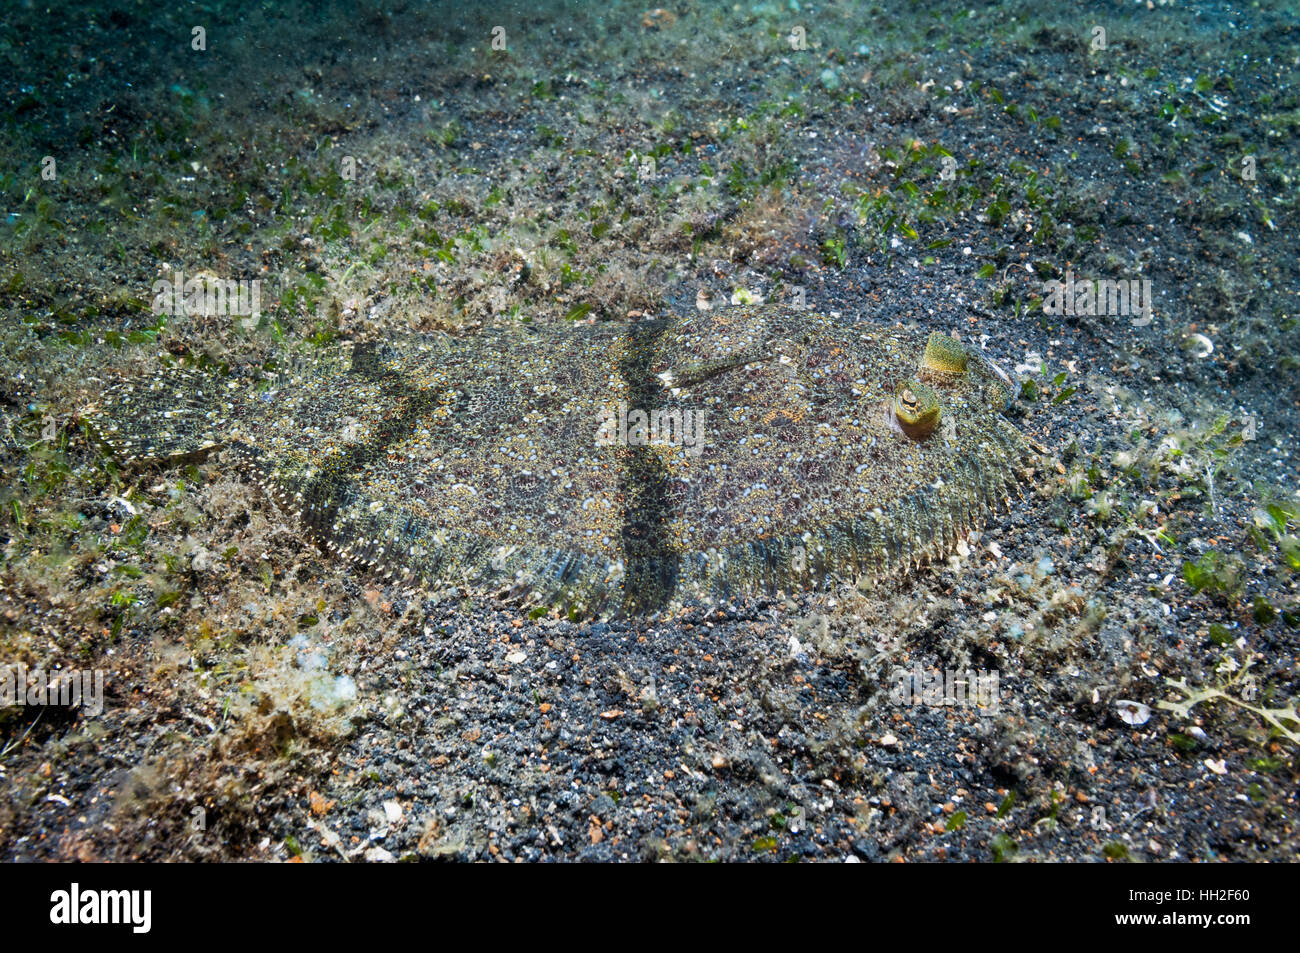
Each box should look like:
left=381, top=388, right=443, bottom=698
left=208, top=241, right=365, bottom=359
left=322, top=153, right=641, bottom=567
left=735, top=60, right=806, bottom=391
left=90, top=305, right=1035, bottom=617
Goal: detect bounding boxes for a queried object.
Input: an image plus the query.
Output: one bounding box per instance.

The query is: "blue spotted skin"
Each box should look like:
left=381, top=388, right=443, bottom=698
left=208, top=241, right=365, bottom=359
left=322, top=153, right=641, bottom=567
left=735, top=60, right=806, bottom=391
left=89, top=306, right=1033, bottom=617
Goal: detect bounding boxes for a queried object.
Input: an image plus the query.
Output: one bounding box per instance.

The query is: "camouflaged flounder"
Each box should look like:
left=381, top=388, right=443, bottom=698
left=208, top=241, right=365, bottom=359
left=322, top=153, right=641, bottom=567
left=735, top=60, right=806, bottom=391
left=88, top=305, right=1036, bottom=617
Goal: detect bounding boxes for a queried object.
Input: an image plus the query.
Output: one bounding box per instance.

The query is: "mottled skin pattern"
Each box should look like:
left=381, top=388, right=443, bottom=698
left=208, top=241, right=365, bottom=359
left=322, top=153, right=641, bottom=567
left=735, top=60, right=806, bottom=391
left=88, top=306, right=1035, bottom=617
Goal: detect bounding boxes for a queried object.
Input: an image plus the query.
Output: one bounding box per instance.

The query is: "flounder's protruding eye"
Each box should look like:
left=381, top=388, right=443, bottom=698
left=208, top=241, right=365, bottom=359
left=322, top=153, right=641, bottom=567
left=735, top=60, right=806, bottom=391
left=893, top=380, right=942, bottom=439
left=922, top=330, right=1020, bottom=412
left=921, top=332, right=970, bottom=380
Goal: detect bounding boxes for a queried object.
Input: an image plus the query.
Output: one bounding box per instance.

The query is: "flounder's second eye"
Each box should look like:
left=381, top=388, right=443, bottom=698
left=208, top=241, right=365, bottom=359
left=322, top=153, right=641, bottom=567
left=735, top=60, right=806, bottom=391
left=922, top=329, right=1019, bottom=412
left=893, top=379, right=942, bottom=440
left=921, top=332, right=970, bottom=379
